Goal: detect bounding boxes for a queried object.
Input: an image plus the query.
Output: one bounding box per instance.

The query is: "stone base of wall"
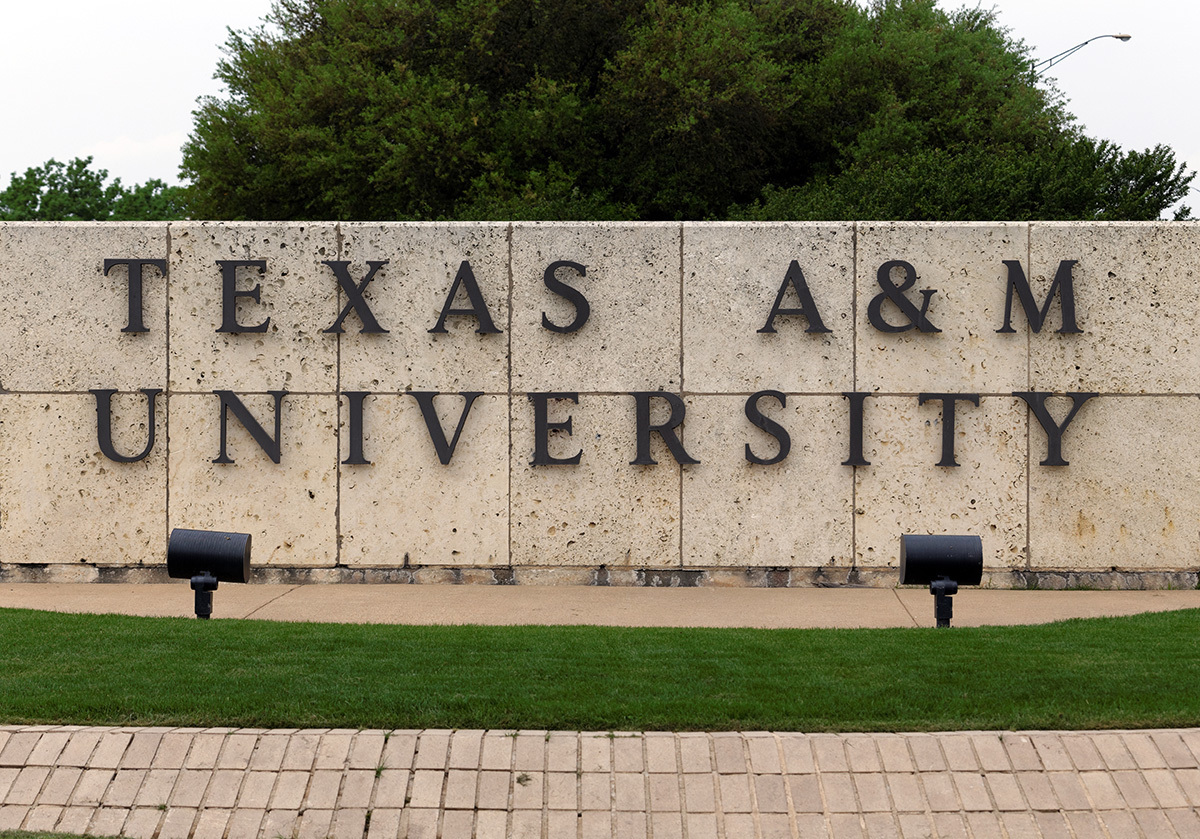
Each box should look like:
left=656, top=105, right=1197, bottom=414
left=2, top=563, right=1196, bottom=591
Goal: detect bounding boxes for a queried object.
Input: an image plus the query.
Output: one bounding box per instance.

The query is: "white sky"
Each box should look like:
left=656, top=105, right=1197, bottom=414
left=0, top=0, right=1196, bottom=214
left=990, top=0, right=1200, bottom=215
left=0, top=0, right=273, bottom=187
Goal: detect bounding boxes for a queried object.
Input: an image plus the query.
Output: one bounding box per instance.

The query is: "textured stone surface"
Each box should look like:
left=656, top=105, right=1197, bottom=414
left=682, top=222, right=854, bottom=393
left=856, top=223, right=1029, bottom=394
left=339, top=223, right=510, bottom=393
left=168, top=222, right=339, bottom=392
left=681, top=395, right=852, bottom=567
left=168, top=393, right=337, bottom=566
left=1030, top=396, right=1200, bottom=570
left=340, top=393, right=508, bottom=567
left=854, top=396, right=1028, bottom=570
left=511, top=222, right=680, bottom=392
left=0, top=223, right=168, bottom=391
left=1030, top=223, right=1200, bottom=393
left=4, top=222, right=1200, bottom=584
left=0, top=394, right=165, bottom=565
left=511, top=393, right=680, bottom=566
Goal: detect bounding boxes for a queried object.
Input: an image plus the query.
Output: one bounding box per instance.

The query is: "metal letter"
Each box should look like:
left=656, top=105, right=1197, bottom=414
left=104, top=259, right=166, bottom=334
left=758, top=260, right=831, bottom=334
left=91, top=388, right=160, bottom=463
left=629, top=392, right=699, bottom=465
left=428, top=261, right=502, bottom=334
left=342, top=391, right=371, bottom=465
left=216, top=260, right=270, bottom=333
left=323, top=261, right=389, bottom=334
left=529, top=392, right=582, bottom=465
left=212, top=390, right=288, bottom=464
left=408, top=392, right=482, bottom=465
left=997, top=260, right=1081, bottom=334
left=744, top=391, right=791, bottom=465
left=917, top=393, right=981, bottom=467
left=842, top=392, right=871, bottom=466
left=541, top=261, right=590, bottom=333
left=1013, top=391, right=1096, bottom=466
left=867, top=260, right=940, bottom=333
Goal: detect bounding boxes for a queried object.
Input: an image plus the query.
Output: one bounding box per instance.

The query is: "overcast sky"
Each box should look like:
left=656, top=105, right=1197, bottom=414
left=1, top=0, right=1196, bottom=214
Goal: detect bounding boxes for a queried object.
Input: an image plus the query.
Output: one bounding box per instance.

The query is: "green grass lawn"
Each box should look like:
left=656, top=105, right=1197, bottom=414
left=1, top=606, right=1197, bottom=732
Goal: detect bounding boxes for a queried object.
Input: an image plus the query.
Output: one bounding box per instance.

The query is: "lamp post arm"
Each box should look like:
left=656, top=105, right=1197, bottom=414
left=1033, top=34, right=1131, bottom=76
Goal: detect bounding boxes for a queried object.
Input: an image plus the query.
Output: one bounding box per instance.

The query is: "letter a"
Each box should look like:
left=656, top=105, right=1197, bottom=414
left=428, top=261, right=502, bottom=334
left=758, top=261, right=831, bottom=334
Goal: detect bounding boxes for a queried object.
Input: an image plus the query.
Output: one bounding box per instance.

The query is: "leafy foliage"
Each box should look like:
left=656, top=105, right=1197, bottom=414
left=110, top=178, right=190, bottom=221
left=181, top=0, right=1194, bottom=221
left=734, top=140, right=1196, bottom=221
left=0, top=157, right=187, bottom=221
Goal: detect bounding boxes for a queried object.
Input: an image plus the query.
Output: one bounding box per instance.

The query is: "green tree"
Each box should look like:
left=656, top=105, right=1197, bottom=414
left=733, top=140, right=1195, bottom=221
left=111, top=179, right=190, bottom=221
left=181, top=0, right=1193, bottom=221
left=0, top=157, right=187, bottom=221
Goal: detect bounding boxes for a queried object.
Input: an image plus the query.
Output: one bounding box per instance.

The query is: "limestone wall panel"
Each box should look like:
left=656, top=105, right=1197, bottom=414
left=0, top=393, right=166, bottom=565
left=510, top=393, right=680, bottom=566
left=1029, top=396, right=1200, bottom=570
left=0, top=222, right=167, bottom=391
left=681, top=395, right=852, bottom=568
left=167, top=392, right=338, bottom=567
left=682, top=222, right=853, bottom=393
left=168, top=222, right=339, bottom=392
left=853, top=396, right=1028, bottom=571
left=1029, top=222, right=1200, bottom=393
left=856, top=223, right=1029, bottom=394
left=338, top=223, right=510, bottom=393
left=339, top=393, right=509, bottom=567
left=511, top=223, right=681, bottom=392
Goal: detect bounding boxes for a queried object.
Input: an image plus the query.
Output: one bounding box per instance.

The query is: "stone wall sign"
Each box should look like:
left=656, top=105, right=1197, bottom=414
left=1, top=221, right=1196, bottom=588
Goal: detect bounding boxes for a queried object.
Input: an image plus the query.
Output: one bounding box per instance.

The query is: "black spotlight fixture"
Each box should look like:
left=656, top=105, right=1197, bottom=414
left=167, top=528, right=252, bottom=619
left=899, top=534, right=983, bottom=628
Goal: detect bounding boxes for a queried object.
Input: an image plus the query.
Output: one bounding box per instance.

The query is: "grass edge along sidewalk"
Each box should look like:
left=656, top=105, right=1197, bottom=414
left=1, top=607, right=1197, bottom=733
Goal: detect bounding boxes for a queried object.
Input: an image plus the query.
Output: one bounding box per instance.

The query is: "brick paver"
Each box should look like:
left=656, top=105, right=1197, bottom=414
left=1, top=727, right=1200, bottom=836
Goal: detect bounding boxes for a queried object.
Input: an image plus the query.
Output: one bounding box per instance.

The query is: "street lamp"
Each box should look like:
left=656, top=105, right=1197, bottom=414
left=1033, top=34, right=1131, bottom=76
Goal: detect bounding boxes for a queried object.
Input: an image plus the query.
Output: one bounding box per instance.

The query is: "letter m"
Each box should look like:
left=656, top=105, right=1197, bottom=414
left=996, top=260, right=1081, bottom=334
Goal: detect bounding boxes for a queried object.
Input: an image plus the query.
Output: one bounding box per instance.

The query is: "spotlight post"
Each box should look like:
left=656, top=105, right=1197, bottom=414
left=899, top=535, right=983, bottom=628
left=167, top=529, right=252, bottom=619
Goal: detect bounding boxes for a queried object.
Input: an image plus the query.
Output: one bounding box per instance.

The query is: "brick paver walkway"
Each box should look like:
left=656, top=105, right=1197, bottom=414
left=3, top=726, right=1200, bottom=838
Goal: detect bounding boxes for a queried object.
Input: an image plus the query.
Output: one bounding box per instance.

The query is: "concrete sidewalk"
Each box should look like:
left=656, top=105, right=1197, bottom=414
left=3, top=583, right=1200, bottom=628
left=3, top=726, right=1200, bottom=838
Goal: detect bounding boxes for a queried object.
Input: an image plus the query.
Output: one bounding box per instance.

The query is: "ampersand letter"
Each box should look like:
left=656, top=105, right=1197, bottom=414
left=867, top=260, right=941, bottom=333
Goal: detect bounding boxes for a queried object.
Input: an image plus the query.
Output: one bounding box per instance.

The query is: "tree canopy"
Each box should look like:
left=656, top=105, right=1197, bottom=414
left=0, top=157, right=187, bottom=221
left=181, top=0, right=1193, bottom=221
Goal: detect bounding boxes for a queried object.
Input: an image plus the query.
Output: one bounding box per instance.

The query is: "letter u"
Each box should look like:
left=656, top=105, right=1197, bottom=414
left=91, top=389, right=161, bottom=463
